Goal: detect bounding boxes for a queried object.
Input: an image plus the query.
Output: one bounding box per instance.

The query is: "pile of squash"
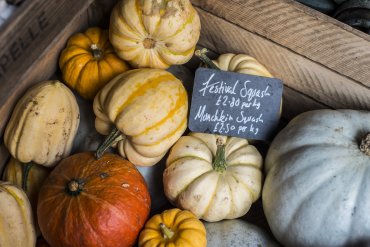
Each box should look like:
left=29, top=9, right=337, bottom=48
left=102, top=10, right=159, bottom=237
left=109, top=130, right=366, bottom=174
left=2, top=0, right=370, bottom=247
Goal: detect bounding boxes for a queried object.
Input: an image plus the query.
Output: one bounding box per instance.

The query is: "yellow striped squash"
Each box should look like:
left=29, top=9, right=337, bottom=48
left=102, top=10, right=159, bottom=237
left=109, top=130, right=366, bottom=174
left=109, top=0, right=201, bottom=69
left=94, top=68, right=188, bottom=166
left=4, top=81, right=80, bottom=167
left=0, top=181, right=36, bottom=247
left=59, top=27, right=130, bottom=100
left=3, top=158, right=50, bottom=236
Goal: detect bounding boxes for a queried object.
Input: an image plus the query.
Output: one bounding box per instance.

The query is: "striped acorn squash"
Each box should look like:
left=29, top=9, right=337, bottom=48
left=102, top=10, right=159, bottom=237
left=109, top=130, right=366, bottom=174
left=94, top=68, right=188, bottom=166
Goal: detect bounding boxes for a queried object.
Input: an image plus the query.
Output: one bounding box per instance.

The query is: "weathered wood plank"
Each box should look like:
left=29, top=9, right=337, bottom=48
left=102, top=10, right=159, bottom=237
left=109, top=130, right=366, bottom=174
left=196, top=8, right=370, bottom=119
left=191, top=0, right=370, bottom=88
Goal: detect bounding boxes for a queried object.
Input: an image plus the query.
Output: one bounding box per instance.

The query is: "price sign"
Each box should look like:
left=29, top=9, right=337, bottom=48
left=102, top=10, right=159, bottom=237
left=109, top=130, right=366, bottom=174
left=189, top=68, right=283, bottom=140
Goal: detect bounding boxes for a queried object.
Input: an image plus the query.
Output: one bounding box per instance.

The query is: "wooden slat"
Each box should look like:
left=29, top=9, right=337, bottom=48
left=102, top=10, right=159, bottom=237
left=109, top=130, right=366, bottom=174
left=191, top=0, right=370, bottom=88
left=196, top=8, right=370, bottom=119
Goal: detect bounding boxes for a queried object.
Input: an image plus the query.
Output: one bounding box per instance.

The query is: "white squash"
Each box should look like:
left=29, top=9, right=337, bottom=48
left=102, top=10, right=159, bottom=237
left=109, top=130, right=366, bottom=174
left=164, top=132, right=263, bottom=222
left=263, top=109, right=370, bottom=247
left=0, top=181, right=36, bottom=247
left=205, top=219, right=280, bottom=247
left=4, top=80, right=80, bottom=167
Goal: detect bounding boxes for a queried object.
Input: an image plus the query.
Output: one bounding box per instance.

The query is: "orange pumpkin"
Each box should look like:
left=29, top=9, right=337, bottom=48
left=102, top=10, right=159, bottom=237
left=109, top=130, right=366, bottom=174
left=59, top=27, right=130, bottom=99
left=37, top=152, right=151, bottom=247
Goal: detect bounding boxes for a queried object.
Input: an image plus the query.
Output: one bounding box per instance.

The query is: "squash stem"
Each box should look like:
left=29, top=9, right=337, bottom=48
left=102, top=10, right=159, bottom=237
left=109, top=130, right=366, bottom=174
left=212, top=138, right=227, bottom=173
left=95, top=127, right=122, bottom=159
left=360, top=132, right=370, bottom=156
left=22, top=163, right=33, bottom=192
left=159, top=223, right=175, bottom=240
left=91, top=44, right=103, bottom=59
left=195, top=48, right=220, bottom=70
left=66, top=179, right=85, bottom=196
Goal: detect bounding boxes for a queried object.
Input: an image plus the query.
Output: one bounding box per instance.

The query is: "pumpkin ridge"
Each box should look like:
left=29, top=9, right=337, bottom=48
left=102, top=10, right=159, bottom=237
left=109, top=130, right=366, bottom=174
left=132, top=110, right=187, bottom=143
left=76, top=196, right=105, bottom=246
left=63, top=54, right=92, bottom=88
left=81, top=193, right=139, bottom=232
left=60, top=89, right=79, bottom=157
left=161, top=45, right=195, bottom=57
left=348, top=166, right=369, bottom=235
left=37, top=191, right=67, bottom=208
left=281, top=166, right=349, bottom=231
left=85, top=184, right=149, bottom=204
left=202, top=174, right=221, bottom=219
left=60, top=47, right=90, bottom=69
left=110, top=25, right=140, bottom=42
left=174, top=170, right=214, bottom=201
left=164, top=11, right=195, bottom=40
left=75, top=60, right=97, bottom=95
left=135, top=0, right=147, bottom=36
left=167, top=156, right=211, bottom=168
left=13, top=96, right=39, bottom=163
left=271, top=147, right=355, bottom=188
left=230, top=174, right=258, bottom=202
left=115, top=74, right=176, bottom=119
left=117, top=0, right=142, bottom=38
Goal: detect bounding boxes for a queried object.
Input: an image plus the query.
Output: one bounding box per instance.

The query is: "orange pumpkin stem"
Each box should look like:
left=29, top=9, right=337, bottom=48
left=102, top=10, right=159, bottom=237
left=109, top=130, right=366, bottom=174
left=195, top=48, right=220, bottom=70
left=360, top=133, right=370, bottom=156
left=66, top=179, right=84, bottom=196
left=213, top=138, right=227, bottom=173
left=159, top=223, right=174, bottom=240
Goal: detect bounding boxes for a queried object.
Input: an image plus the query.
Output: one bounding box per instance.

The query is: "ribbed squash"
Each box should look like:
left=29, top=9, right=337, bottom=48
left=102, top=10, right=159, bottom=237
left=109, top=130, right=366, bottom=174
left=0, top=181, right=36, bottom=247
left=212, top=53, right=274, bottom=78
left=164, top=133, right=263, bottom=222
left=59, top=27, right=130, bottom=100
left=138, top=208, right=207, bottom=247
left=109, top=0, right=201, bottom=69
left=3, top=158, right=50, bottom=236
left=4, top=80, right=80, bottom=167
left=94, top=68, right=188, bottom=166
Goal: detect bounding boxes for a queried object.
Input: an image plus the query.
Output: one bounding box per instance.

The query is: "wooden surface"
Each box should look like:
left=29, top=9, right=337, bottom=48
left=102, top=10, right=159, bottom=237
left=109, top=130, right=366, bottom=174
left=193, top=4, right=370, bottom=118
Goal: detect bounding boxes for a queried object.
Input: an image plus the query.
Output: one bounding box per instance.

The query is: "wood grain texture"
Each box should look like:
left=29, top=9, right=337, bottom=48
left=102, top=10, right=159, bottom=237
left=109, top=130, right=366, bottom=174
left=196, top=8, right=370, bottom=118
left=191, top=0, right=370, bottom=88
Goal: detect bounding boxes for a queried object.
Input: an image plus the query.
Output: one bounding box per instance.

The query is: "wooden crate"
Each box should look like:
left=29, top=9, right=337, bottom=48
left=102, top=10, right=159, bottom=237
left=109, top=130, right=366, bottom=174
left=0, top=0, right=368, bottom=242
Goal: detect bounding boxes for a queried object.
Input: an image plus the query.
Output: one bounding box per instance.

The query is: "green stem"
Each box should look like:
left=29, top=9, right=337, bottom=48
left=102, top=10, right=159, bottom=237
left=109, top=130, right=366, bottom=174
left=22, top=163, right=33, bottom=192
left=212, top=138, right=227, bottom=172
left=95, top=127, right=122, bottom=159
left=159, top=223, right=174, bottom=239
left=194, top=48, right=220, bottom=70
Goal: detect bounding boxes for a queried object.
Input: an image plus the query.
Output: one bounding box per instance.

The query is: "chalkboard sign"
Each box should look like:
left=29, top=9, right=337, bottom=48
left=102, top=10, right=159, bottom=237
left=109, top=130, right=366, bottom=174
left=189, top=68, right=283, bottom=140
